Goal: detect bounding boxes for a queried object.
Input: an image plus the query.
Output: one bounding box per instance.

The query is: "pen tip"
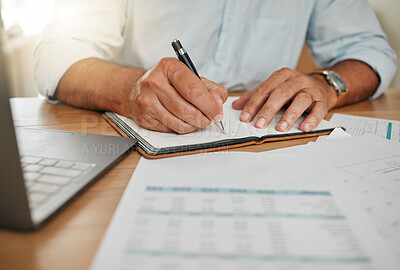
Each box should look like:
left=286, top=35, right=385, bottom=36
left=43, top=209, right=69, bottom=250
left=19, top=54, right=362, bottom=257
left=215, top=122, right=226, bottom=134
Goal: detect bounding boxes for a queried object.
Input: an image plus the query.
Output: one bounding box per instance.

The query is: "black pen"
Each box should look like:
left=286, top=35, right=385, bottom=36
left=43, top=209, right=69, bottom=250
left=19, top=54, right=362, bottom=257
left=171, top=39, right=225, bottom=134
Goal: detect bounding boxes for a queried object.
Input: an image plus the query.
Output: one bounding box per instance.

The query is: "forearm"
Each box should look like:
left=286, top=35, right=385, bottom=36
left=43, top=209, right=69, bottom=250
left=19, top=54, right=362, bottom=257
left=311, top=60, right=380, bottom=109
left=55, top=58, right=146, bottom=115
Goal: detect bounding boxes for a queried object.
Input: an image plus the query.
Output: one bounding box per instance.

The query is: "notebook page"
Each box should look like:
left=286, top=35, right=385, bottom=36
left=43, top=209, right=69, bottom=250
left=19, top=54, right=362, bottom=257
left=114, top=97, right=336, bottom=149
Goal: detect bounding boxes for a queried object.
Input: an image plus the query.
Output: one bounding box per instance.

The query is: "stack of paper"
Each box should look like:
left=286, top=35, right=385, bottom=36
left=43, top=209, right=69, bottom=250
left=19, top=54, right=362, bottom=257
left=91, top=128, right=400, bottom=270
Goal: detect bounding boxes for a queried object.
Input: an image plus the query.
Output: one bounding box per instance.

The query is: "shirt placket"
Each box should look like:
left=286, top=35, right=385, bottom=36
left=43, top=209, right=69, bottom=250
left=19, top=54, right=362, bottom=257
left=213, top=0, right=238, bottom=81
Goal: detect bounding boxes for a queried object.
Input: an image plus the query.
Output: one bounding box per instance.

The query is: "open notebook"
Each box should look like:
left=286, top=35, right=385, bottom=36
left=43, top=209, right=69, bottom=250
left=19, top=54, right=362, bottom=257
left=104, top=97, right=339, bottom=158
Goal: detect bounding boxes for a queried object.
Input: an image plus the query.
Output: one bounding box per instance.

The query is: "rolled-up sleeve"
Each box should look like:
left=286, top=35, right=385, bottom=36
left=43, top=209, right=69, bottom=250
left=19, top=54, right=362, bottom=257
left=306, top=0, right=397, bottom=99
left=34, top=0, right=127, bottom=99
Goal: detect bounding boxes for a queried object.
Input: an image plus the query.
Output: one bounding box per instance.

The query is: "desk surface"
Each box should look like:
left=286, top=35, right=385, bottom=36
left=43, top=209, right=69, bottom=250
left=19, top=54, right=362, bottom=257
left=1, top=88, right=399, bottom=270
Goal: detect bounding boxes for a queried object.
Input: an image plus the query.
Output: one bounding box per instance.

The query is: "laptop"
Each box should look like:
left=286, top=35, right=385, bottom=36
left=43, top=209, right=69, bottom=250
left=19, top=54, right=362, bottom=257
left=0, top=30, right=137, bottom=230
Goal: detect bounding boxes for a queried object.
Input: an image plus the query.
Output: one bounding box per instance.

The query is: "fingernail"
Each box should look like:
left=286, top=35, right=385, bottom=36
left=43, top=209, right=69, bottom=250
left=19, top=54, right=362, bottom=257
left=279, top=121, right=288, bottom=131
left=256, top=118, right=266, bottom=128
left=218, top=99, right=223, bottom=105
left=240, top=112, right=250, bottom=122
left=303, top=123, right=312, bottom=131
left=214, top=114, right=223, bottom=122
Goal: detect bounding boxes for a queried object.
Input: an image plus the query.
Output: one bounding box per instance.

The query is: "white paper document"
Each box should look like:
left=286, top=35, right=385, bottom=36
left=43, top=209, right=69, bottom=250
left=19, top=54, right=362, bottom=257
left=329, top=113, right=400, bottom=142
left=315, top=127, right=352, bottom=142
left=268, top=131, right=400, bottom=263
left=309, top=134, right=400, bottom=258
left=91, top=151, right=397, bottom=270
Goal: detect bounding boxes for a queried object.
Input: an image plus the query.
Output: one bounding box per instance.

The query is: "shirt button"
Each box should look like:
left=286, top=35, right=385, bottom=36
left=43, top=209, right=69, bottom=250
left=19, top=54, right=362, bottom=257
left=217, top=60, right=224, bottom=66
left=228, top=14, right=233, bottom=21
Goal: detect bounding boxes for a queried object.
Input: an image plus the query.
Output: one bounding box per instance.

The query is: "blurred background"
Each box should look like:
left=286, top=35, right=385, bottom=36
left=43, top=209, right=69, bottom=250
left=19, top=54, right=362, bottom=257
left=1, top=0, right=56, bottom=97
left=1, top=0, right=399, bottom=98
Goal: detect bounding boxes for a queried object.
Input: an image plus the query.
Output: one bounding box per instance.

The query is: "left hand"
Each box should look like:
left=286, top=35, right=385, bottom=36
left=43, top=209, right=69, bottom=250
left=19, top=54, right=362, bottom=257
left=232, top=67, right=337, bottom=132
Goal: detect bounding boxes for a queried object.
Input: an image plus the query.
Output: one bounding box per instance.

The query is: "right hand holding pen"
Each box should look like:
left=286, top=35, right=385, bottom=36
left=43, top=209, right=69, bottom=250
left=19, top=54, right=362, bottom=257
left=125, top=57, right=228, bottom=133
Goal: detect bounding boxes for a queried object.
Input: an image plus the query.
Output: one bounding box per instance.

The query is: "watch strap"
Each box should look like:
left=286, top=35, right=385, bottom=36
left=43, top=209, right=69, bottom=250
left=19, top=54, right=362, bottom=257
left=334, top=90, right=347, bottom=107
left=314, top=70, right=348, bottom=107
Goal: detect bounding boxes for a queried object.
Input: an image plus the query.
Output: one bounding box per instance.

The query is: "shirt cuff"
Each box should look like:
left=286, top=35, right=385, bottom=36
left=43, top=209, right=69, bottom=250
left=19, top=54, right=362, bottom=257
left=34, top=38, right=104, bottom=100
left=327, top=50, right=397, bottom=100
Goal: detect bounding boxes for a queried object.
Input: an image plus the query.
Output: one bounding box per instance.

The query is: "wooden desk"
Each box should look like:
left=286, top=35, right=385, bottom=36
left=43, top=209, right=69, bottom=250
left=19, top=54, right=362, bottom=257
left=1, top=88, right=399, bottom=270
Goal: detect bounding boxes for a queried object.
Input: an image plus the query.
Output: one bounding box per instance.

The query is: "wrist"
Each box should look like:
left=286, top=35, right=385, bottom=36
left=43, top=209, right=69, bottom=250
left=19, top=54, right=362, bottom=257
left=115, top=67, right=147, bottom=117
left=310, top=73, right=338, bottom=110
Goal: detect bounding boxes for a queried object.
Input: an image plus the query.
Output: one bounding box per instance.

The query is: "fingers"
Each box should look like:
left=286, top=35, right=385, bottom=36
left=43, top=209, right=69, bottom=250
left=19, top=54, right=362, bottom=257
left=156, top=82, right=211, bottom=129
left=150, top=101, right=200, bottom=134
left=236, top=68, right=330, bottom=131
left=299, top=101, right=327, bottom=132
left=253, top=74, right=304, bottom=129
left=240, top=68, right=292, bottom=123
left=201, top=77, right=228, bottom=105
left=138, top=106, right=200, bottom=134
left=232, top=90, right=254, bottom=110
left=276, top=90, right=315, bottom=132
left=136, top=94, right=200, bottom=134
left=134, top=113, right=173, bottom=133
left=133, top=58, right=226, bottom=133
left=143, top=118, right=174, bottom=133
left=164, top=58, right=223, bottom=122
left=131, top=59, right=332, bottom=134
left=132, top=82, right=200, bottom=133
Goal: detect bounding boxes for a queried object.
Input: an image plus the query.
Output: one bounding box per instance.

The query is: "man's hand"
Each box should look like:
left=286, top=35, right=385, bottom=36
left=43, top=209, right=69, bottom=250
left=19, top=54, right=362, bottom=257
left=56, top=58, right=377, bottom=134
left=232, top=67, right=338, bottom=132
left=125, top=58, right=228, bottom=133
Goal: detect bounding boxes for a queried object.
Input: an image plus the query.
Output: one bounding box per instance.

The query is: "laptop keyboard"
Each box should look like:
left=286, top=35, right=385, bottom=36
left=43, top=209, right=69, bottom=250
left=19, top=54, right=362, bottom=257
left=20, top=156, right=95, bottom=210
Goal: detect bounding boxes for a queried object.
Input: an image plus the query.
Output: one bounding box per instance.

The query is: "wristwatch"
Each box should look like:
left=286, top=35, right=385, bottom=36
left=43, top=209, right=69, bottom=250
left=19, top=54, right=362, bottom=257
left=318, top=70, right=348, bottom=107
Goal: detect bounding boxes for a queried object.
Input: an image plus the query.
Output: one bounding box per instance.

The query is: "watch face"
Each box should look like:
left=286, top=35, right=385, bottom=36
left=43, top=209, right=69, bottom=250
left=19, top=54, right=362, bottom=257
left=329, top=71, right=347, bottom=92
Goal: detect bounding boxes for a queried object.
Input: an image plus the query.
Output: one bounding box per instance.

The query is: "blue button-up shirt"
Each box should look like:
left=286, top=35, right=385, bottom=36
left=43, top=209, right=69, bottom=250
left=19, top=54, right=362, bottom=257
left=35, top=0, right=397, bottom=100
